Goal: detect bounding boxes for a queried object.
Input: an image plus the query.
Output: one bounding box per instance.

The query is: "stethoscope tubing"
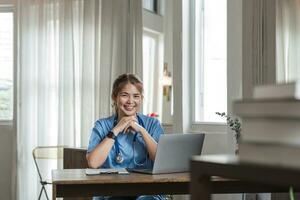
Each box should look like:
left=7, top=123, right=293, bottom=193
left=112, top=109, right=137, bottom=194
left=113, top=114, right=147, bottom=166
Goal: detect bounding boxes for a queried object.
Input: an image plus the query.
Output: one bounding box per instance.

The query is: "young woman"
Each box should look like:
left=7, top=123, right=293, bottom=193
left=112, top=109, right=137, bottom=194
left=86, top=73, right=165, bottom=200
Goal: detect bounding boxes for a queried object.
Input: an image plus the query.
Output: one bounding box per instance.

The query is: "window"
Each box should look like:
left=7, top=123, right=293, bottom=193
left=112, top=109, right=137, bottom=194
left=142, top=4, right=164, bottom=120
left=193, top=0, right=227, bottom=124
left=143, top=0, right=158, bottom=14
left=142, top=30, right=163, bottom=118
left=143, top=32, right=157, bottom=114
left=0, top=10, right=13, bottom=121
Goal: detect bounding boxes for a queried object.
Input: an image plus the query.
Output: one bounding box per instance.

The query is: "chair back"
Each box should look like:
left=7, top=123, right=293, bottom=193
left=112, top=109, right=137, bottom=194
left=32, top=146, right=65, bottom=183
left=63, top=147, right=89, bottom=169
left=33, top=146, right=64, bottom=159
left=32, top=146, right=67, bottom=200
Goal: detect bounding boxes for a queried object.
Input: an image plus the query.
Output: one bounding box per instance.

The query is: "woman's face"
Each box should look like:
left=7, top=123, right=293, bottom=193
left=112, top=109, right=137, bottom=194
left=114, top=83, right=142, bottom=118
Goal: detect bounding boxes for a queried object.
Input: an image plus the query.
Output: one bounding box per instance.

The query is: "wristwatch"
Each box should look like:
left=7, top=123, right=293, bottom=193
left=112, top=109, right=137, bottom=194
left=107, top=131, right=117, bottom=140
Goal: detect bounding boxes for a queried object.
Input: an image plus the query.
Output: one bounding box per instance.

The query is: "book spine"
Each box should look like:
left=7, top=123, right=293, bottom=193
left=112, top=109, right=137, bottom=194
left=241, top=118, right=300, bottom=145
left=253, top=83, right=299, bottom=99
left=233, top=101, right=300, bottom=118
left=239, top=142, right=300, bottom=168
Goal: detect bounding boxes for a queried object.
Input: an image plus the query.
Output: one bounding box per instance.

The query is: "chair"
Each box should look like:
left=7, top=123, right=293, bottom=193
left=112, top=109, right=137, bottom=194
left=32, top=146, right=65, bottom=200
left=63, top=147, right=89, bottom=169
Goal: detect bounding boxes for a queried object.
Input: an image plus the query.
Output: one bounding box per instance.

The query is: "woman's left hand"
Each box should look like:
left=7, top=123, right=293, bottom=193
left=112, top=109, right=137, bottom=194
left=127, top=121, right=145, bottom=133
left=128, top=120, right=157, bottom=161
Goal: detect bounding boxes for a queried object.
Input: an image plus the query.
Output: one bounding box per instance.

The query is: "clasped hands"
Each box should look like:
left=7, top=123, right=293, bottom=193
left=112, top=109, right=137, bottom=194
left=112, top=116, right=144, bottom=136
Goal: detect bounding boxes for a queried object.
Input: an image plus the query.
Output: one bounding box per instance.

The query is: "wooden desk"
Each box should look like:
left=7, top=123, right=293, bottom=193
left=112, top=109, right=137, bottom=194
left=52, top=169, right=189, bottom=199
left=190, top=155, right=300, bottom=200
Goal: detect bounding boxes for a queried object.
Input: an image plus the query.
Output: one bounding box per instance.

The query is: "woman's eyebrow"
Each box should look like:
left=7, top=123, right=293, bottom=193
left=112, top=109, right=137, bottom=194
left=119, top=92, right=129, bottom=95
left=119, top=92, right=141, bottom=95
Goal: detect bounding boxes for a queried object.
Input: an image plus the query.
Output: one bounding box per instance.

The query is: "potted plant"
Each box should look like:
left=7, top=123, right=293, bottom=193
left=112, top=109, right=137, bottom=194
left=216, top=112, right=241, bottom=154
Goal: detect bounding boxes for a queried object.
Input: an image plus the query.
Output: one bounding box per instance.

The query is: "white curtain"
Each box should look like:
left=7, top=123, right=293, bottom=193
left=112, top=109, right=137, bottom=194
left=276, top=0, right=300, bottom=83
left=16, top=0, right=143, bottom=199
left=98, top=0, right=143, bottom=117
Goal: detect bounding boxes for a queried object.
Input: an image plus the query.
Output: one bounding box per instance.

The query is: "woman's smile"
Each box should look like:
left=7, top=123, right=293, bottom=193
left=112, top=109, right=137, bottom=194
left=124, top=105, right=134, bottom=111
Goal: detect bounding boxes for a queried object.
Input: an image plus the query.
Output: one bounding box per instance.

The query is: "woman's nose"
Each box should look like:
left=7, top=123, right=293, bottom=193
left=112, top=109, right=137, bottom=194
left=127, top=95, right=134, bottom=103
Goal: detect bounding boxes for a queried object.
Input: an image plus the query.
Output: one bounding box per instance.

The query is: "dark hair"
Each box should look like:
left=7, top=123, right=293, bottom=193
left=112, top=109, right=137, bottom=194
left=111, top=73, right=144, bottom=100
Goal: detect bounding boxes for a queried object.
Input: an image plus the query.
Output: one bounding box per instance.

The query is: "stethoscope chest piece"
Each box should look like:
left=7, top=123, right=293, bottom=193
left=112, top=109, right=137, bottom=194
left=113, top=114, right=146, bottom=165
left=116, top=152, right=124, bottom=164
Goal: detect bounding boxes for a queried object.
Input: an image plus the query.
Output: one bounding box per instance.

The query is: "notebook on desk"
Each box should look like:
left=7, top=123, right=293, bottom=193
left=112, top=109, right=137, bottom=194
left=128, top=133, right=205, bottom=174
left=85, top=168, right=129, bottom=175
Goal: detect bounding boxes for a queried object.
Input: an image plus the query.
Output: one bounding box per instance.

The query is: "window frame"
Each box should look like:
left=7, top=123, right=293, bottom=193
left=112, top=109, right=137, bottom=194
left=142, top=30, right=163, bottom=115
left=143, top=0, right=163, bottom=16
left=142, top=6, right=164, bottom=121
left=0, top=5, right=15, bottom=125
left=189, top=0, right=227, bottom=134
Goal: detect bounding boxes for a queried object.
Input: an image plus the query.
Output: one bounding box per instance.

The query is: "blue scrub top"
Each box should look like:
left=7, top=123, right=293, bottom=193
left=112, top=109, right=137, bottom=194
left=87, top=113, right=164, bottom=169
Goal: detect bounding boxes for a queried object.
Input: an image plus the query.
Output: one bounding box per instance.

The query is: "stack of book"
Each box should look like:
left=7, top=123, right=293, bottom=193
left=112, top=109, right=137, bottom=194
left=233, top=82, right=300, bottom=168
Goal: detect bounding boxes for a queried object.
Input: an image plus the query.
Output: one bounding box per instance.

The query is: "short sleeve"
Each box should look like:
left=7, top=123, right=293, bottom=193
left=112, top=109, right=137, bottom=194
left=87, top=121, right=106, bottom=153
left=149, top=118, right=164, bottom=142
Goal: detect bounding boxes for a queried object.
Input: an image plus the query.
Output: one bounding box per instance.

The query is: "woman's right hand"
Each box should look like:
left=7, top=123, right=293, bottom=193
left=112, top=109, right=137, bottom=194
left=112, top=116, right=137, bottom=135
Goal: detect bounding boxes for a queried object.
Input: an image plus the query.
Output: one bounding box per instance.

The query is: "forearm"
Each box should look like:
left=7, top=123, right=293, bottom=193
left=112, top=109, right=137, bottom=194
left=86, top=138, right=115, bottom=168
left=140, top=129, right=158, bottom=161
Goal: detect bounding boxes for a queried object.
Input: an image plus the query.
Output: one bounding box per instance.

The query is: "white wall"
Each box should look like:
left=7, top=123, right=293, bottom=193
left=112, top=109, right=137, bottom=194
left=0, top=0, right=14, bottom=4
left=0, top=124, right=13, bottom=200
left=162, top=0, right=173, bottom=125
left=227, top=0, right=243, bottom=154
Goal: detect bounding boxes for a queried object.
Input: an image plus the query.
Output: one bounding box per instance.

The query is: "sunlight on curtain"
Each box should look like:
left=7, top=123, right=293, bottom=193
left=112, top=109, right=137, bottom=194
left=276, top=0, right=300, bottom=83
left=17, top=0, right=101, bottom=199
left=16, top=0, right=143, bottom=199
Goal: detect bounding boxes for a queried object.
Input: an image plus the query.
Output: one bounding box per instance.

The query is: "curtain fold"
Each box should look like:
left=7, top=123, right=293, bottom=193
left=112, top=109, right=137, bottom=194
left=16, top=0, right=142, bottom=199
left=276, top=0, right=300, bottom=83
left=127, top=0, right=143, bottom=77
left=99, top=0, right=143, bottom=117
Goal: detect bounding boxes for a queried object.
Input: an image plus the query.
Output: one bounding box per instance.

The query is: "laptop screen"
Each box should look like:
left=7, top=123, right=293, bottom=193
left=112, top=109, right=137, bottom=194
left=152, top=133, right=205, bottom=174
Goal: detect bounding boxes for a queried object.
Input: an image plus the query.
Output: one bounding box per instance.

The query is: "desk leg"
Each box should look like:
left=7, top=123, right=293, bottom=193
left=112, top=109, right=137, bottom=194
left=191, top=175, right=211, bottom=200
left=52, top=184, right=56, bottom=200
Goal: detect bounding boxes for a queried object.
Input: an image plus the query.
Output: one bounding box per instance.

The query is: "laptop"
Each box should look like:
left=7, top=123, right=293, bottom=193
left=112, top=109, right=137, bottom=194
left=129, top=133, right=205, bottom=174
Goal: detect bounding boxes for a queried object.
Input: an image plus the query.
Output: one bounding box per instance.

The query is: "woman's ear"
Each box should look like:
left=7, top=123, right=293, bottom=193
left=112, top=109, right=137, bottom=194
left=111, top=95, right=117, bottom=107
left=111, top=94, right=116, bottom=102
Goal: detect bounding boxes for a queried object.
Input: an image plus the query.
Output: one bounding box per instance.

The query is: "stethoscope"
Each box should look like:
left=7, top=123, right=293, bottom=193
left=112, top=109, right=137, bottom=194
left=113, top=115, right=148, bottom=166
